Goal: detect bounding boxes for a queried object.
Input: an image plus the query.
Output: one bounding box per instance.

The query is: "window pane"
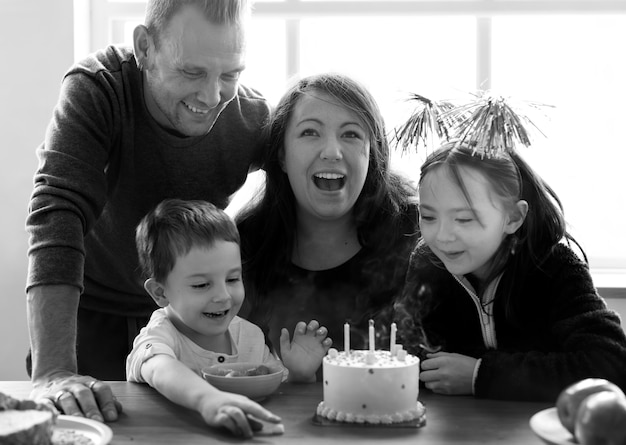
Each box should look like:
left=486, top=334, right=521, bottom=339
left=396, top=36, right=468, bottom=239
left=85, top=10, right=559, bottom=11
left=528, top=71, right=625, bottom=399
left=492, top=15, right=626, bottom=270
left=299, top=16, right=476, bottom=177
left=239, top=18, right=287, bottom=104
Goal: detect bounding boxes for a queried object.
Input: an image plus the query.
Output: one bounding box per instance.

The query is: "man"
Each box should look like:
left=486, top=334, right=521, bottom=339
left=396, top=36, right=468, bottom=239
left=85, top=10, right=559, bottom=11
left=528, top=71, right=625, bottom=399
left=26, top=0, right=268, bottom=423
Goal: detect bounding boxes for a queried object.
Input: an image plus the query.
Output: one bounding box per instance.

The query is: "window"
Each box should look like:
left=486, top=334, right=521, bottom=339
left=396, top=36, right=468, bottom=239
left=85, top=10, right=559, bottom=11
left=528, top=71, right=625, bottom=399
left=80, top=0, right=626, bottom=286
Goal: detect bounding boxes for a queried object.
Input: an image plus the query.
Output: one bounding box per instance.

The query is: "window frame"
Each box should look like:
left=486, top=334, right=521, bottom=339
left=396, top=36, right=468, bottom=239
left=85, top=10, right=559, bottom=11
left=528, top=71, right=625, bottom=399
left=78, top=1, right=626, bottom=85
left=78, top=0, right=626, bottom=292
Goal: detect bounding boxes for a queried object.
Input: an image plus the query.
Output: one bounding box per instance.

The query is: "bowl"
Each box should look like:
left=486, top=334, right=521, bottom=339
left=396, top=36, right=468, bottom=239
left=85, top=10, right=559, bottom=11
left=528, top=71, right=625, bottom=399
left=202, top=362, right=284, bottom=401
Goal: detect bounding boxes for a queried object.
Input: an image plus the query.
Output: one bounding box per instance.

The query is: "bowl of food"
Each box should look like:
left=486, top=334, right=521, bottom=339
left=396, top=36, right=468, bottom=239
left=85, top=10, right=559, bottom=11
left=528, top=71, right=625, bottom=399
left=202, top=362, right=285, bottom=401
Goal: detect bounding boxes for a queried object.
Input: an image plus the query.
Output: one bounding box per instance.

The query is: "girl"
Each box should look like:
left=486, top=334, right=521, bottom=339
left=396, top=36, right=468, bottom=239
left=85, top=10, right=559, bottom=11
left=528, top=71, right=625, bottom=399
left=400, top=140, right=626, bottom=402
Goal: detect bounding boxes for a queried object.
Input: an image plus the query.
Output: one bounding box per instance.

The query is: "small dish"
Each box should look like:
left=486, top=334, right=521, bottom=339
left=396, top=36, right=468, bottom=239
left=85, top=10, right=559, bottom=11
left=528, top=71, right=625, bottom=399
left=202, top=362, right=284, bottom=401
left=529, top=407, right=576, bottom=445
left=53, top=415, right=113, bottom=444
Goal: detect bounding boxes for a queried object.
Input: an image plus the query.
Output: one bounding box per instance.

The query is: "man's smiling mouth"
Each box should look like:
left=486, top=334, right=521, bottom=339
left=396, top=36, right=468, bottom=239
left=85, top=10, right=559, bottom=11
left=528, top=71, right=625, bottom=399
left=183, top=101, right=209, bottom=115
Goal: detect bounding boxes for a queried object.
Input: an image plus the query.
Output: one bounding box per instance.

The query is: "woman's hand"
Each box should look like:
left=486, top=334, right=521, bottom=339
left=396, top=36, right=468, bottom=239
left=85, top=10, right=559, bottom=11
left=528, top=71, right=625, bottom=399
left=30, top=372, right=122, bottom=422
left=280, top=320, right=332, bottom=382
left=198, top=391, right=282, bottom=438
left=419, top=351, right=477, bottom=395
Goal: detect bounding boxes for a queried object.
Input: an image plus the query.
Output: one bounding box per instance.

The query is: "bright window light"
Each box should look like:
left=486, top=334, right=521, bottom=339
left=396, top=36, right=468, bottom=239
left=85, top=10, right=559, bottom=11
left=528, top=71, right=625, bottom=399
left=82, top=0, right=626, bottom=284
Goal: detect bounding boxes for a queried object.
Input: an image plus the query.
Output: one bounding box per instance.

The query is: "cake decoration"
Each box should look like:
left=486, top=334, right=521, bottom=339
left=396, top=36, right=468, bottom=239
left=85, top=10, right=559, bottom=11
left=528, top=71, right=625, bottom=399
left=315, top=321, right=425, bottom=427
left=393, top=91, right=552, bottom=159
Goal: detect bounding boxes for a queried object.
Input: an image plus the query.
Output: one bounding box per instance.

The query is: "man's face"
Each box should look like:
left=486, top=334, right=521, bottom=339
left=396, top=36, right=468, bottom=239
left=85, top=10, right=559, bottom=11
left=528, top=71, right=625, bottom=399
left=142, top=6, right=246, bottom=136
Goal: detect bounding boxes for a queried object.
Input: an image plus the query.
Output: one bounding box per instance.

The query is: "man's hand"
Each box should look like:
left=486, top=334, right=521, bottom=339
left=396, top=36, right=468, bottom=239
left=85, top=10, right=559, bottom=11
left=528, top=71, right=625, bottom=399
left=280, top=320, right=332, bottom=382
left=419, top=351, right=477, bottom=395
left=30, top=373, right=122, bottom=422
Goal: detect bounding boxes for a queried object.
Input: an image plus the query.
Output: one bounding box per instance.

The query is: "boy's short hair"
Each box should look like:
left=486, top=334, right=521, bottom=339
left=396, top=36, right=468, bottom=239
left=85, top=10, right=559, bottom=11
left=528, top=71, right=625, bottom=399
left=136, top=199, right=240, bottom=282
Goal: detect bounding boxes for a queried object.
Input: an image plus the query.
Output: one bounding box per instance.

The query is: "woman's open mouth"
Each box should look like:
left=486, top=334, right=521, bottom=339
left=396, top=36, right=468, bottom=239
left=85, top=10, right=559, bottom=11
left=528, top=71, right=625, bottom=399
left=313, top=172, right=345, bottom=191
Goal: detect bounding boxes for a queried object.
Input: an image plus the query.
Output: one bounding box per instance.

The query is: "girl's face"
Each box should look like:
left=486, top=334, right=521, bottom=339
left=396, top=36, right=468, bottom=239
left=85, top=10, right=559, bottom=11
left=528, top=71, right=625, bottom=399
left=156, top=241, right=244, bottom=348
left=418, top=166, right=524, bottom=283
left=281, top=92, right=370, bottom=223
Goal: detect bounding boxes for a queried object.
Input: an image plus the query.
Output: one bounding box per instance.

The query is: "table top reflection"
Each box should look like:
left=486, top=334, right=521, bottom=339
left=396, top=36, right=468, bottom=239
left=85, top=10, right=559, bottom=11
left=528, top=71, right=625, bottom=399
left=0, top=381, right=551, bottom=444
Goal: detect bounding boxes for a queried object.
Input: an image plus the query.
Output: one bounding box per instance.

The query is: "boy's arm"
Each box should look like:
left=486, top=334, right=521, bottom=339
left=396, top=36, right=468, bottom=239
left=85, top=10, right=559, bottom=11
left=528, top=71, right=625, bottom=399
left=140, top=354, right=281, bottom=438
left=280, top=320, right=332, bottom=382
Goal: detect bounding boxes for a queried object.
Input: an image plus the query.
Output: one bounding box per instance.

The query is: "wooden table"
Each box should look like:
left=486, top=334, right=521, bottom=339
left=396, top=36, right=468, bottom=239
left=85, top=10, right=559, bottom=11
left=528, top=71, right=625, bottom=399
left=0, top=381, right=552, bottom=444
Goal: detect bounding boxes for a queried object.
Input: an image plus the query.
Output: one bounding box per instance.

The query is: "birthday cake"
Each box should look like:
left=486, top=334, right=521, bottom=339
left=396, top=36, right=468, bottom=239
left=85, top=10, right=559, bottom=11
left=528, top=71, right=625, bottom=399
left=316, top=348, right=423, bottom=424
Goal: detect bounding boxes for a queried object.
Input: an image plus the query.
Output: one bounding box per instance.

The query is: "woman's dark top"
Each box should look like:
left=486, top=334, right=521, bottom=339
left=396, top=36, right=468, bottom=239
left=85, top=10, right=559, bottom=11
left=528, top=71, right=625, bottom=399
left=238, top=204, right=419, bottom=364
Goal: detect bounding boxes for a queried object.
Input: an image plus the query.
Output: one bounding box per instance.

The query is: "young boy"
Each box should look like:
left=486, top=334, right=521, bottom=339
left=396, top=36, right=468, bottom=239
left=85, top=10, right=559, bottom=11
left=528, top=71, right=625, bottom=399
left=126, top=199, right=332, bottom=437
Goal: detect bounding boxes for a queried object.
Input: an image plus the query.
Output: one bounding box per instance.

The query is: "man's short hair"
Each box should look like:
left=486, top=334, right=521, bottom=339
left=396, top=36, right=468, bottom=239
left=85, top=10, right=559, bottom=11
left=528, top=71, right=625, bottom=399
left=144, top=0, right=250, bottom=48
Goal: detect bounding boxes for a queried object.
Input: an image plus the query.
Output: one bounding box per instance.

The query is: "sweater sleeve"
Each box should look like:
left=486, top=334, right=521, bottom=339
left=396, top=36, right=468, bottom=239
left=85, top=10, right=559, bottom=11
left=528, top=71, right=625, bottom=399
left=26, top=70, right=117, bottom=292
left=126, top=313, right=179, bottom=383
left=474, top=245, right=626, bottom=402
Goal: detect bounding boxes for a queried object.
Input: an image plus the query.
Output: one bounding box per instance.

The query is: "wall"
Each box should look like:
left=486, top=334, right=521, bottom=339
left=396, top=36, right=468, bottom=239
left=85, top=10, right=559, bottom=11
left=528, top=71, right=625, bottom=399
left=0, top=1, right=624, bottom=382
left=0, top=0, right=74, bottom=379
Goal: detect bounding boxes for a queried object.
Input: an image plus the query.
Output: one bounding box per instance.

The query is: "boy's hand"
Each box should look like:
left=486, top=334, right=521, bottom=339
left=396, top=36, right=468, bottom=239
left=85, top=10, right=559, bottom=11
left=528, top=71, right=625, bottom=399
left=198, top=391, right=282, bottom=438
left=280, top=320, right=332, bottom=382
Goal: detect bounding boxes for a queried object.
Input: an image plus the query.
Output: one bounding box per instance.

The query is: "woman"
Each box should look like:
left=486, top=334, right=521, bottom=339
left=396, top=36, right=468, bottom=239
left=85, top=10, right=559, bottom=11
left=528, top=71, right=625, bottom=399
left=236, top=73, right=419, bottom=364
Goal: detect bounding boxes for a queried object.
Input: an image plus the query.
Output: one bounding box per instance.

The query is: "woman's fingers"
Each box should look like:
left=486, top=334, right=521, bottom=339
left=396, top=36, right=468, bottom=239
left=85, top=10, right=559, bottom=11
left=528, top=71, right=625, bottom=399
left=306, top=320, right=320, bottom=332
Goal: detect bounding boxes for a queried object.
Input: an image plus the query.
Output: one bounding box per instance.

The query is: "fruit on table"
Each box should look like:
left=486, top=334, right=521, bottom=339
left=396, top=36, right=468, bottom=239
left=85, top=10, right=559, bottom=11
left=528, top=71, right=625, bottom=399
left=212, top=365, right=272, bottom=377
left=575, top=390, right=626, bottom=445
left=225, top=365, right=271, bottom=377
left=556, top=378, right=625, bottom=435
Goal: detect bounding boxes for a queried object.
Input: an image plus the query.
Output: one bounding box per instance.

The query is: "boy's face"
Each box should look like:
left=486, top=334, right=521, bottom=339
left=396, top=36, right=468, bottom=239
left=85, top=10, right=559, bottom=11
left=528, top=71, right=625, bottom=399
left=158, top=241, right=244, bottom=347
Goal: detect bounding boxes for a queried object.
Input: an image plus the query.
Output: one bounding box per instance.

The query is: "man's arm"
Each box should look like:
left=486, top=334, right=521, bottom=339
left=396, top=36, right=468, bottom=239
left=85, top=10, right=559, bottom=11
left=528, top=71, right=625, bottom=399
left=27, top=284, right=79, bottom=380
left=27, top=284, right=121, bottom=422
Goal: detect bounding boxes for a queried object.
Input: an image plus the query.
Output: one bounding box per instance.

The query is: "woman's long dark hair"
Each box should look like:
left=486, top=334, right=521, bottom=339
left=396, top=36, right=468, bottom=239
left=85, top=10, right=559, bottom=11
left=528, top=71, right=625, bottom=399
left=236, top=73, right=416, bottom=324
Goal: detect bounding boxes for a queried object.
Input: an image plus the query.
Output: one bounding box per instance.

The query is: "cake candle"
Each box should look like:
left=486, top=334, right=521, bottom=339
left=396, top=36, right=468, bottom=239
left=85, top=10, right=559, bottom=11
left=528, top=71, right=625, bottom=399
left=390, top=322, right=397, bottom=355
left=368, top=319, right=375, bottom=352
left=344, top=322, right=350, bottom=353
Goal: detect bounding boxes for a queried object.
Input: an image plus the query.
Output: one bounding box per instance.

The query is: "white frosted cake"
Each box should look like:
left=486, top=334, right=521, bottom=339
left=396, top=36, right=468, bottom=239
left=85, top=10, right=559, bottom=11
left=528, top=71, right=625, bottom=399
left=316, top=348, right=423, bottom=424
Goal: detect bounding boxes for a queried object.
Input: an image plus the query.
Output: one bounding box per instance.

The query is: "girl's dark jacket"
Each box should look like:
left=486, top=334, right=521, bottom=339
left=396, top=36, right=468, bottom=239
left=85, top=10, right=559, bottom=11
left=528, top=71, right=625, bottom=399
left=402, top=243, right=626, bottom=402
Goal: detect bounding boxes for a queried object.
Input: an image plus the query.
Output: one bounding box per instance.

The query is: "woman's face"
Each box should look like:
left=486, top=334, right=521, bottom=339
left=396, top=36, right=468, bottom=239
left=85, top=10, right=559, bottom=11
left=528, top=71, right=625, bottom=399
left=281, top=92, right=370, bottom=222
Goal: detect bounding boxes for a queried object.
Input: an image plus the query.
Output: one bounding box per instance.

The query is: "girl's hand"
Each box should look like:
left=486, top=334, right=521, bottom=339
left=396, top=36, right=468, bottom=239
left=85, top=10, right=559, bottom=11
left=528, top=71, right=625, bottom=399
left=419, top=351, right=477, bottom=395
left=280, top=320, right=332, bottom=382
left=198, top=391, right=281, bottom=438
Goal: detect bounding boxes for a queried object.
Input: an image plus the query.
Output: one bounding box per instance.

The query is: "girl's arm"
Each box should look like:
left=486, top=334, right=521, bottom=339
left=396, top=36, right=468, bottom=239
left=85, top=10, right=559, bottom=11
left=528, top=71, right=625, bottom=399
left=140, top=354, right=281, bottom=437
left=475, top=245, right=626, bottom=401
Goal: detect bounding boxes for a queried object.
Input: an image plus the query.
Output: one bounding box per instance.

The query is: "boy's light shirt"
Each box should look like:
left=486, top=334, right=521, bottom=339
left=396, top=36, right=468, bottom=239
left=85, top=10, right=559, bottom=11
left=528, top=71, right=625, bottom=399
left=126, top=309, right=285, bottom=382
